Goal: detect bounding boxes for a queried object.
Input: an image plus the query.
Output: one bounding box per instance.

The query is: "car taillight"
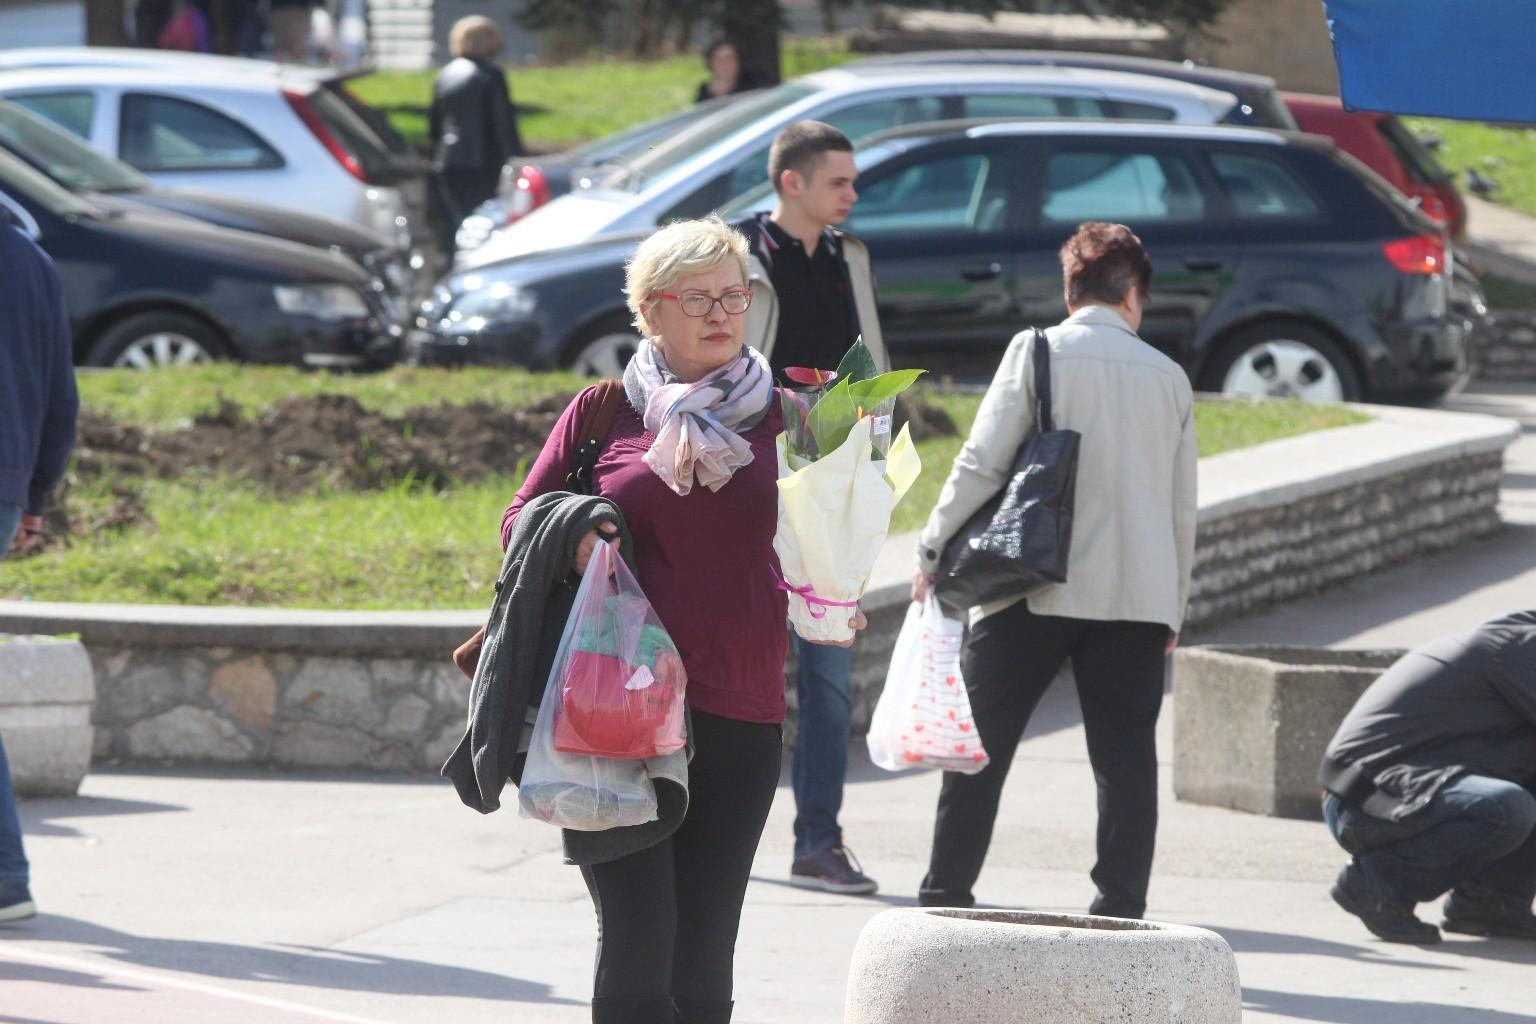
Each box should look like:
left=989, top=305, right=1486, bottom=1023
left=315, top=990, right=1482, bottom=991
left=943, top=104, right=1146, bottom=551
left=283, top=89, right=366, bottom=183
left=1382, top=233, right=1446, bottom=275
left=505, top=164, right=551, bottom=225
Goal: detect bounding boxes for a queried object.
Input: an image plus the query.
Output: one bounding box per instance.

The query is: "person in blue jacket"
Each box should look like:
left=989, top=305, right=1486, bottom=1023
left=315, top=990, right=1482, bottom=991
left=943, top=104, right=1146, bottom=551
left=0, top=220, right=79, bottom=922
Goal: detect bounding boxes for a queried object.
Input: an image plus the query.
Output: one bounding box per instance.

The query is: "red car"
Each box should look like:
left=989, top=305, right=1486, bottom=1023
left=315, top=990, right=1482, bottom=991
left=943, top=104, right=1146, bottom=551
left=1284, top=92, right=1467, bottom=240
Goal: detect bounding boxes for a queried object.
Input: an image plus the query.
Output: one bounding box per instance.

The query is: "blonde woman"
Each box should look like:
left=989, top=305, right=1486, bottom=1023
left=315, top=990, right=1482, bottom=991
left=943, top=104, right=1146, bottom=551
left=429, top=15, right=523, bottom=257
left=501, top=216, right=864, bottom=1024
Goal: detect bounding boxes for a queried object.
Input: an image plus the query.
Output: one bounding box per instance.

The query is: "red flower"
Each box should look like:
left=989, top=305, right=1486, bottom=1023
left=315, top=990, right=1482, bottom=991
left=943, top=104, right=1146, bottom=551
left=783, top=367, right=837, bottom=387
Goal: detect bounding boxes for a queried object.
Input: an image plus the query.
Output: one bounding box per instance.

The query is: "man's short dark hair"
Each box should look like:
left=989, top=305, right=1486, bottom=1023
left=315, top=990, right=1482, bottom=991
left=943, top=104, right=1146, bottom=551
left=768, top=121, right=853, bottom=194
left=1059, top=222, right=1153, bottom=307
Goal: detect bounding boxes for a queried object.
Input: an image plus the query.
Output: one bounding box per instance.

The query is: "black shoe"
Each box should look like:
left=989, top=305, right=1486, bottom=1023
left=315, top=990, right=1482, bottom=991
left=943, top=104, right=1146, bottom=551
left=591, top=994, right=675, bottom=1024
left=790, top=845, right=879, bottom=895
left=1330, top=865, right=1441, bottom=944
left=917, top=889, right=976, bottom=909
left=1443, top=888, right=1536, bottom=939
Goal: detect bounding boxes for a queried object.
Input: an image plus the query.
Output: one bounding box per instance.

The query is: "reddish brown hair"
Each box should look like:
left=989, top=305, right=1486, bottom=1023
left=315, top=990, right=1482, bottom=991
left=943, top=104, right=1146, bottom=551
left=1059, top=222, right=1152, bottom=307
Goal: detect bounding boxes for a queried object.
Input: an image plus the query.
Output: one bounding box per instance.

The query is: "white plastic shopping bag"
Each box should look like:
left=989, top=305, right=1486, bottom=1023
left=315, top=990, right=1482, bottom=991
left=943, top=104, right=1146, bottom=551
left=518, top=543, right=683, bottom=831
left=867, top=596, right=989, bottom=774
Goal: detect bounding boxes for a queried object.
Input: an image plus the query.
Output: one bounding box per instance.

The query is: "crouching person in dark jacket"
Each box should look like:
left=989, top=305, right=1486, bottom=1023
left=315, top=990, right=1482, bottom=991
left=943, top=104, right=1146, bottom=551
left=1321, top=610, right=1536, bottom=944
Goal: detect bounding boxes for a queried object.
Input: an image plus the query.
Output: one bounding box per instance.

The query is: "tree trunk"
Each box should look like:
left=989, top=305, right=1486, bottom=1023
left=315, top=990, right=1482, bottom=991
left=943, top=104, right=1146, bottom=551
left=719, top=0, right=782, bottom=86
left=85, top=0, right=130, bottom=45
left=631, top=0, right=662, bottom=58
left=820, top=0, right=841, bottom=34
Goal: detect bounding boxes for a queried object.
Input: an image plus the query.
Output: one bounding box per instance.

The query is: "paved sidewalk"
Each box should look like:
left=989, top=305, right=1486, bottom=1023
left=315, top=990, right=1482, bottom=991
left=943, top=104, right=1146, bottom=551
left=1465, top=195, right=1536, bottom=284
left=7, top=686, right=1535, bottom=1024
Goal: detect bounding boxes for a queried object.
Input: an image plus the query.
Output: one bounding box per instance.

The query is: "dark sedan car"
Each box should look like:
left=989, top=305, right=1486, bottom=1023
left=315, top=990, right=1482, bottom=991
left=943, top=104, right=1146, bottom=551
left=0, top=148, right=397, bottom=369
left=850, top=50, right=1298, bottom=131
left=412, top=121, right=1467, bottom=403
left=0, top=97, right=415, bottom=318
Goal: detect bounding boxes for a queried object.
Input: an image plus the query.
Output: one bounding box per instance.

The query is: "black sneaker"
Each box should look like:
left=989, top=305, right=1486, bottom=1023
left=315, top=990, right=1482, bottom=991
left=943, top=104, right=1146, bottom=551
left=1443, top=888, right=1536, bottom=939
left=0, top=881, right=36, bottom=923
left=790, top=845, right=879, bottom=895
left=1331, top=865, right=1440, bottom=944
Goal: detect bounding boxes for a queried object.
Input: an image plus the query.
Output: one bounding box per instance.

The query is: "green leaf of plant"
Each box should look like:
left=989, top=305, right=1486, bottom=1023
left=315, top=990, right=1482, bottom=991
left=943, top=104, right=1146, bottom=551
left=803, top=369, right=927, bottom=455
left=806, top=375, right=859, bottom=455
left=833, top=336, right=878, bottom=385
left=845, top=369, right=926, bottom=407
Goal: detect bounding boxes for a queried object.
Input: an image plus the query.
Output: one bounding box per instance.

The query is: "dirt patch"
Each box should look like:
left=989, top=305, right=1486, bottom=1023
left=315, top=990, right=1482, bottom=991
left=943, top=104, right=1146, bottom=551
left=74, top=393, right=572, bottom=494
left=37, top=390, right=958, bottom=549
left=894, top=392, right=957, bottom=442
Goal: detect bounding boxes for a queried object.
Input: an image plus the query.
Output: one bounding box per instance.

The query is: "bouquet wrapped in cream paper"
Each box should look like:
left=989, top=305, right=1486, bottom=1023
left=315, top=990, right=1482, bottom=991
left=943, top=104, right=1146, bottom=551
left=775, top=340, right=924, bottom=644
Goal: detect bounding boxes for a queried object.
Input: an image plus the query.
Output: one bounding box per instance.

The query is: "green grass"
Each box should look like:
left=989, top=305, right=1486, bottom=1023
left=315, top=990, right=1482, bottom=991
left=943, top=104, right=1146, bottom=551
left=4, top=475, right=515, bottom=609
left=1193, top=397, right=1369, bottom=458
left=1406, top=117, right=1536, bottom=220
left=2, top=373, right=1367, bottom=609
left=350, top=37, right=858, bottom=153
left=77, top=364, right=589, bottom=430
left=1480, top=270, right=1536, bottom=311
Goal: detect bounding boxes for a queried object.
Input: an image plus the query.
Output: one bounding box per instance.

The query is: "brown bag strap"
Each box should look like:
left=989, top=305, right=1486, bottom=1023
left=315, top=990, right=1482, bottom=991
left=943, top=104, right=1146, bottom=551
left=567, top=379, right=625, bottom=493
left=455, top=382, right=627, bottom=680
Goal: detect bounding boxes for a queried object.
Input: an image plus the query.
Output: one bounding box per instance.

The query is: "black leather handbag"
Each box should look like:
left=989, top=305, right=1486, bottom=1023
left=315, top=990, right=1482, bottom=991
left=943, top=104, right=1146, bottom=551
left=936, top=329, right=1080, bottom=611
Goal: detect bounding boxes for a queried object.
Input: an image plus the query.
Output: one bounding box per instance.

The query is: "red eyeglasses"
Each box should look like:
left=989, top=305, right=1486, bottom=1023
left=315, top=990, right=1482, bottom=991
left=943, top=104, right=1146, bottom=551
left=650, top=290, right=752, bottom=317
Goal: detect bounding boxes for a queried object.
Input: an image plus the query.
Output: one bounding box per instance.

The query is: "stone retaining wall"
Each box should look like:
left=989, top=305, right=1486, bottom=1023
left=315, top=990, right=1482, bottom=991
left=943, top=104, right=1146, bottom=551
left=1186, top=450, right=1505, bottom=625
left=1476, top=310, right=1536, bottom=382
left=91, top=646, right=467, bottom=772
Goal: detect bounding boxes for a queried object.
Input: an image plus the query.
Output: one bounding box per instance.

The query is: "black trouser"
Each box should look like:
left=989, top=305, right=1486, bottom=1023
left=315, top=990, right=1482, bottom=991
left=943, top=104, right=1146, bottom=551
left=919, top=601, right=1168, bottom=918
left=429, top=166, right=500, bottom=259
left=580, top=709, right=781, bottom=1024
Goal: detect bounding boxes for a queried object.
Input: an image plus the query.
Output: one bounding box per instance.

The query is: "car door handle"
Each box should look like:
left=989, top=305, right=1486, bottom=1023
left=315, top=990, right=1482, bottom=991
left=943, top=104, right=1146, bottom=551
left=1185, top=256, right=1224, bottom=272
left=960, top=262, right=1002, bottom=281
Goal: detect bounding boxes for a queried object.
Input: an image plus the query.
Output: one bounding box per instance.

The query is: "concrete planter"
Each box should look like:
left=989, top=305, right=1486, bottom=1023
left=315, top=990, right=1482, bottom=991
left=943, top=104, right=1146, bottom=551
left=1174, top=645, right=1402, bottom=819
left=845, top=908, right=1240, bottom=1024
left=0, top=635, right=96, bottom=796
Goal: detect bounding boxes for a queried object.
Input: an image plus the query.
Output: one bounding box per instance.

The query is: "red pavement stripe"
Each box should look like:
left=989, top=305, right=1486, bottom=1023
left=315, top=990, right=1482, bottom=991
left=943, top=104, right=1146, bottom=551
left=0, top=944, right=399, bottom=1024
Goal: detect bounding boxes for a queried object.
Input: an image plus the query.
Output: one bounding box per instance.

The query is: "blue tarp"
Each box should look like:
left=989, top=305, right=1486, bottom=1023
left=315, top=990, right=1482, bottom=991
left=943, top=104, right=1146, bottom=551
left=1324, top=0, right=1536, bottom=123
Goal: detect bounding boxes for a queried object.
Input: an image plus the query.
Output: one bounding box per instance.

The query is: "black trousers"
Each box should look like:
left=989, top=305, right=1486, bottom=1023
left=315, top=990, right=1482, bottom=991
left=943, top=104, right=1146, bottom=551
left=429, top=166, right=501, bottom=258
left=580, top=709, right=781, bottom=1020
left=919, top=600, right=1168, bottom=918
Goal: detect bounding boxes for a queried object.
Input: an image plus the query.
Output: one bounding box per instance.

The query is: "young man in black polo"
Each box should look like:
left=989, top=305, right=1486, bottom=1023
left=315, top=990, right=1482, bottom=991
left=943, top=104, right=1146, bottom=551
left=734, top=121, right=889, bottom=895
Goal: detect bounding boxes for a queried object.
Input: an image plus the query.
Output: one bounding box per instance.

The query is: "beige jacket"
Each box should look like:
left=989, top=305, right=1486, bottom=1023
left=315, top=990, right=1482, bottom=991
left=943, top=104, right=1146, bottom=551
left=917, top=306, right=1198, bottom=631
left=740, top=231, right=890, bottom=374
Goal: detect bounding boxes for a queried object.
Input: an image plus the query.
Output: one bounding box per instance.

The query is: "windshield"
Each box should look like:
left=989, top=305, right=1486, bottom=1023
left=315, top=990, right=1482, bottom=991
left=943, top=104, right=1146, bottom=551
left=1377, top=117, right=1451, bottom=184
left=307, top=86, right=397, bottom=182
left=0, top=100, right=148, bottom=192
left=568, top=92, right=748, bottom=167
left=0, top=147, right=100, bottom=217
left=603, top=83, right=817, bottom=191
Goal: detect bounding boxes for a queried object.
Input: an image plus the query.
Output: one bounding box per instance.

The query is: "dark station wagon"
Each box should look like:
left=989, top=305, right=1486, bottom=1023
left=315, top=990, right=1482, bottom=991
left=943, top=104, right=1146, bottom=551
left=414, top=121, right=1468, bottom=403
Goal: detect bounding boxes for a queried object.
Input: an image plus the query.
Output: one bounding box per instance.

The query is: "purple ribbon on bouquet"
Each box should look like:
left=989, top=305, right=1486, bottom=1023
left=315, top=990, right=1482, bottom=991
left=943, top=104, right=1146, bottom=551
left=773, top=568, right=859, bottom=620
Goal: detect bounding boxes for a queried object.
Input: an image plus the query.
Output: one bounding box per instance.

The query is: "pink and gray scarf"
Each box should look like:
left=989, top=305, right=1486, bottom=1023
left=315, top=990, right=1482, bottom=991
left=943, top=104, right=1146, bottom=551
left=622, top=341, right=774, bottom=496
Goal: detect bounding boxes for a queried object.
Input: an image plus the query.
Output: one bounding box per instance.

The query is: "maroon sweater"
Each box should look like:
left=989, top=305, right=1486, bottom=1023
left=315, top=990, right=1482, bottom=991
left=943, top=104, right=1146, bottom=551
left=503, top=385, right=789, bottom=724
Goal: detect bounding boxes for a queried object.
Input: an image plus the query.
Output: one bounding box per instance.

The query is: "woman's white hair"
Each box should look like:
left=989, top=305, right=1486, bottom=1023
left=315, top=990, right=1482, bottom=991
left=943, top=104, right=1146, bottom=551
left=624, top=215, right=750, bottom=336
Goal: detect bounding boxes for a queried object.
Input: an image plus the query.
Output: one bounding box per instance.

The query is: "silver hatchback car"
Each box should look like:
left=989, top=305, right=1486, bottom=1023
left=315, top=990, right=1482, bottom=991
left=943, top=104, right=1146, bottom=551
left=0, top=64, right=416, bottom=252
left=458, top=62, right=1240, bottom=268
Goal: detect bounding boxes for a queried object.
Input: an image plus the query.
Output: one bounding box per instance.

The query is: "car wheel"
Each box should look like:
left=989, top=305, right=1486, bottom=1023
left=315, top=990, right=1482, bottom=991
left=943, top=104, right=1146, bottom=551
left=569, top=328, right=641, bottom=378
left=85, top=312, right=228, bottom=370
left=1201, top=323, right=1361, bottom=402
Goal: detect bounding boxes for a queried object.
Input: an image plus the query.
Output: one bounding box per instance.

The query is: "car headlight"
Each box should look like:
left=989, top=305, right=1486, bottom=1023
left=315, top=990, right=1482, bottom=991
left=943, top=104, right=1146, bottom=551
left=445, top=275, right=537, bottom=322
left=274, top=283, right=371, bottom=321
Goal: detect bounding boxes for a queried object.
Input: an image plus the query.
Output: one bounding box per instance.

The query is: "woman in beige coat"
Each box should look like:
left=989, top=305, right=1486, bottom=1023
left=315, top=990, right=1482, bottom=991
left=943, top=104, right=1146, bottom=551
left=911, top=222, right=1198, bottom=919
